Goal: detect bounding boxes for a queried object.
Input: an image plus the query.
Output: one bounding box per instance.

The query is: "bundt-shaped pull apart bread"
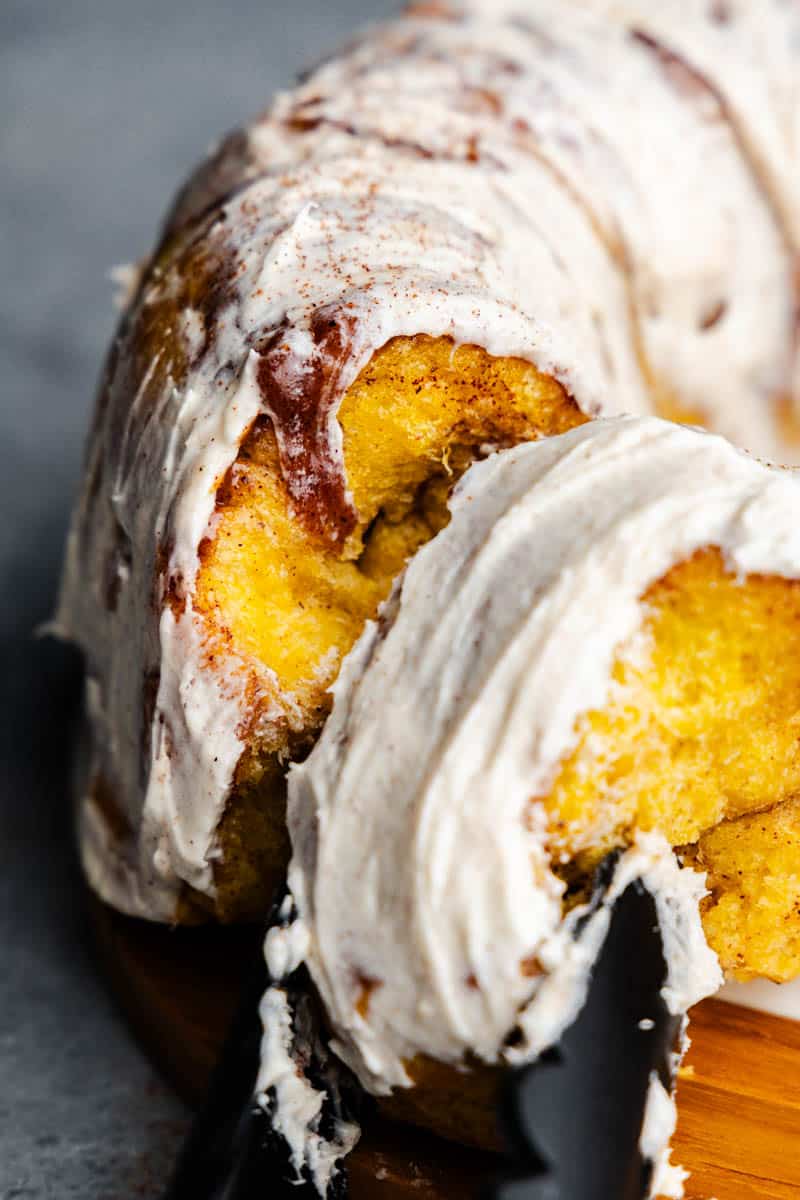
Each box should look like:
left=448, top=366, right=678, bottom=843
left=284, top=415, right=800, bottom=1158
left=58, top=0, right=800, bottom=923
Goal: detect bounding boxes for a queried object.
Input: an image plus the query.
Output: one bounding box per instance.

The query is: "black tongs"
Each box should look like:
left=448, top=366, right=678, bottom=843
left=164, top=862, right=682, bottom=1200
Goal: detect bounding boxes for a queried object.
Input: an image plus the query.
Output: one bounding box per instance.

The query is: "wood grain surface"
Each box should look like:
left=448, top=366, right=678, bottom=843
left=89, top=896, right=800, bottom=1199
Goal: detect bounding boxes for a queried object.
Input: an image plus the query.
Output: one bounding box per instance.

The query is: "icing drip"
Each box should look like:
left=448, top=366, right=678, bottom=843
left=256, top=895, right=360, bottom=1196
left=639, top=1073, right=686, bottom=1199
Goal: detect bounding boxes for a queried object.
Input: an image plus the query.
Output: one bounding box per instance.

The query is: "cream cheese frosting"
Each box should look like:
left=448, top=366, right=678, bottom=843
left=57, top=0, right=800, bottom=920
left=286, top=416, right=800, bottom=1096
left=639, top=1071, right=686, bottom=1200
left=568, top=0, right=800, bottom=253
left=289, top=0, right=797, bottom=458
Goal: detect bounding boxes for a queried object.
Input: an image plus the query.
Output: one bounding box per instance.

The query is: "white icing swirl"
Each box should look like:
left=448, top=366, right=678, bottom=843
left=287, top=416, right=800, bottom=1092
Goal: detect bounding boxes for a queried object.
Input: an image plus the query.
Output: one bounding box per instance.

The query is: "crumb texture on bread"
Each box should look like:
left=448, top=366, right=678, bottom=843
left=201, top=336, right=583, bottom=917
left=545, top=547, right=800, bottom=983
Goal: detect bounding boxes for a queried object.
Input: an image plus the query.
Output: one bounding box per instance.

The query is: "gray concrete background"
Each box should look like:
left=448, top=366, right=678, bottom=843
left=0, top=2, right=392, bottom=1195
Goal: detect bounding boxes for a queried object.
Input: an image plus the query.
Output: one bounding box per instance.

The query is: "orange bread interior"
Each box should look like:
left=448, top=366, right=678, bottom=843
left=193, top=334, right=583, bottom=917
left=544, top=548, right=800, bottom=982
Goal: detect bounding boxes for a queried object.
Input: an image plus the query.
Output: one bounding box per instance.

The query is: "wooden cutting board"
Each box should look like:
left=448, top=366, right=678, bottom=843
left=89, top=896, right=800, bottom=1199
